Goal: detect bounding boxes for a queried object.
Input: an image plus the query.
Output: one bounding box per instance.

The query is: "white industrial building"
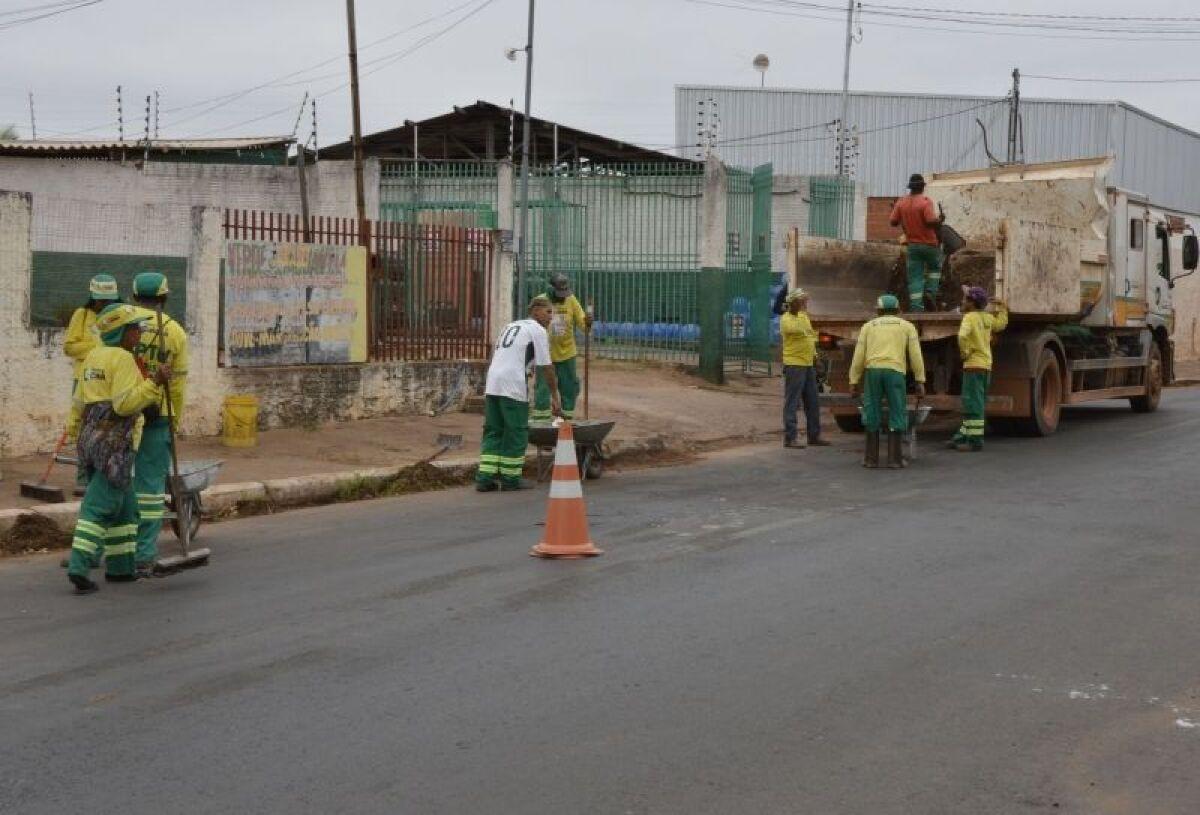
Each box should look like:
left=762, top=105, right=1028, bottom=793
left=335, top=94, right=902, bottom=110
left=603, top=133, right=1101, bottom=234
left=675, top=86, right=1200, bottom=215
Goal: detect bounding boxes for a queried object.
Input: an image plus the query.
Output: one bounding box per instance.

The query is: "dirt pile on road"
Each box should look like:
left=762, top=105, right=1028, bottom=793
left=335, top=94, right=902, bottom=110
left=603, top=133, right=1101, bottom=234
left=1, top=513, right=71, bottom=555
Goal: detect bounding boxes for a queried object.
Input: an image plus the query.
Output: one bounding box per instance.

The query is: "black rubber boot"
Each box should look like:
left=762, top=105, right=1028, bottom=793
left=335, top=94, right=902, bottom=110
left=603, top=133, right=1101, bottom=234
left=69, top=574, right=99, bottom=595
left=863, top=432, right=880, bottom=468
left=475, top=480, right=499, bottom=493
left=887, top=432, right=907, bottom=469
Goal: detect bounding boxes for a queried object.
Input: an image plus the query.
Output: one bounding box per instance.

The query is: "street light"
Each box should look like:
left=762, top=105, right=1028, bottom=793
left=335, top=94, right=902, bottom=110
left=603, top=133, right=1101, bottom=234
left=506, top=0, right=536, bottom=309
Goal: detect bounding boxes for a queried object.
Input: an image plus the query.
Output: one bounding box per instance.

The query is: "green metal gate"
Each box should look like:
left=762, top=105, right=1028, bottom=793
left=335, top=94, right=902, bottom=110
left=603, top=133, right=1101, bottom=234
left=722, top=163, right=774, bottom=373
left=809, top=175, right=856, bottom=240
left=379, top=160, right=499, bottom=228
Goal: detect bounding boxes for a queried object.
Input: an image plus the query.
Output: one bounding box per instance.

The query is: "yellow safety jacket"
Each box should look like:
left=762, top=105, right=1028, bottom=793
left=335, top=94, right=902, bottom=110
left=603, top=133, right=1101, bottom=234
left=780, top=311, right=817, bottom=366
left=64, top=308, right=100, bottom=379
left=542, top=294, right=587, bottom=363
left=849, top=315, right=926, bottom=385
left=131, top=309, right=189, bottom=427
left=958, top=306, right=1009, bottom=370
left=68, top=346, right=162, bottom=446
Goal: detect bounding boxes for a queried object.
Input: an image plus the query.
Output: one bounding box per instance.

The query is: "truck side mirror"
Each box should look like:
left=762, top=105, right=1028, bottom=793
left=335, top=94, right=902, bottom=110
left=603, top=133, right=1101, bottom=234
left=1184, top=234, right=1199, bottom=271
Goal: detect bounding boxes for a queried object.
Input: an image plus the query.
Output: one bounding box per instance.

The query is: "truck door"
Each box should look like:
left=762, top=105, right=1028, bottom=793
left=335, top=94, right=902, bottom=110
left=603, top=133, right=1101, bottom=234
left=1121, top=204, right=1148, bottom=325
left=1148, top=218, right=1173, bottom=326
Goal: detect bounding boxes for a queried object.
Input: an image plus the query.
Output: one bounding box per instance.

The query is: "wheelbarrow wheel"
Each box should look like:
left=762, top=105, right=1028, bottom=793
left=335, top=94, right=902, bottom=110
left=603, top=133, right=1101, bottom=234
left=168, top=493, right=202, bottom=542
left=834, top=413, right=865, bottom=433
left=576, top=445, right=605, bottom=480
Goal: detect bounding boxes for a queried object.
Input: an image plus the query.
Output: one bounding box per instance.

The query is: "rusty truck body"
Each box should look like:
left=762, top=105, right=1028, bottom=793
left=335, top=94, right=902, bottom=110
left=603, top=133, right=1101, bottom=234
left=794, top=157, right=1199, bottom=435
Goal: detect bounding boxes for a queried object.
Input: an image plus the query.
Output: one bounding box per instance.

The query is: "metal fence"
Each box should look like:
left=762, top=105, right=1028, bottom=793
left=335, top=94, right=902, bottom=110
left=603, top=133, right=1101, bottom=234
left=222, top=209, right=493, bottom=362
left=808, top=175, right=856, bottom=240
left=379, top=160, right=500, bottom=228
left=375, top=159, right=778, bottom=368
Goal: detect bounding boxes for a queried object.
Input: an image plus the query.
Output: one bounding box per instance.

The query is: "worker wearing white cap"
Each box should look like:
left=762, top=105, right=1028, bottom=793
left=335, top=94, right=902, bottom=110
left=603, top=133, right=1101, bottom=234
left=780, top=288, right=828, bottom=448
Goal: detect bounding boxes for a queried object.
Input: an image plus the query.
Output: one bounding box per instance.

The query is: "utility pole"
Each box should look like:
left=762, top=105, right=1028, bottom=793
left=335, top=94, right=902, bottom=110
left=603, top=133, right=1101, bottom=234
left=154, top=90, right=160, bottom=140
left=116, top=85, right=124, bottom=142
left=516, top=0, right=536, bottom=306
left=345, top=0, right=367, bottom=243
left=1006, top=67, right=1021, bottom=164
left=27, top=91, right=36, bottom=140
left=836, top=0, right=855, bottom=176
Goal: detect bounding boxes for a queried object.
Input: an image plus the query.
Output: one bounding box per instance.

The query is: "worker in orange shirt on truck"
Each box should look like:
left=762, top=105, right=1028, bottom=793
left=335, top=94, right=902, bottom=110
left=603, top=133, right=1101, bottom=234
left=889, top=173, right=944, bottom=312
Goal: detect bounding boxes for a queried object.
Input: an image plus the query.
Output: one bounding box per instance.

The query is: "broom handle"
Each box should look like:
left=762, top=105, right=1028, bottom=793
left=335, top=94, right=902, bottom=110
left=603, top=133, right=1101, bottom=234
left=155, top=305, right=182, bottom=485
left=156, top=304, right=189, bottom=554
left=38, top=431, right=68, bottom=484
left=584, top=297, right=593, bottom=420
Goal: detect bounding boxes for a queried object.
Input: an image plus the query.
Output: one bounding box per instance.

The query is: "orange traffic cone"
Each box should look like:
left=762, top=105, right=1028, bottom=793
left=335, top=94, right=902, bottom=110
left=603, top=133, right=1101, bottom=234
left=530, top=422, right=603, bottom=559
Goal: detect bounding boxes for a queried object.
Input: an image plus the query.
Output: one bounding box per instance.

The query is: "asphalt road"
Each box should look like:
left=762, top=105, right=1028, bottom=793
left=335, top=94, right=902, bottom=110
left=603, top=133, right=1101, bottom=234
left=3, top=391, right=1199, bottom=814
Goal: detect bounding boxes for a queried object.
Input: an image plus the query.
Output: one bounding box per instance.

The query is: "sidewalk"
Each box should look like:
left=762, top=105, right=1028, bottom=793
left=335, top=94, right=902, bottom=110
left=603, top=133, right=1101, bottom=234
left=1, top=359, right=789, bottom=514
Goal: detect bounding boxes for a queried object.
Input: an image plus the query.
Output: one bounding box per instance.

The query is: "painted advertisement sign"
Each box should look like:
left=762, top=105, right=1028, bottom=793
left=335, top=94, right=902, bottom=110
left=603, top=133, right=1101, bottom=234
left=224, top=241, right=367, bottom=367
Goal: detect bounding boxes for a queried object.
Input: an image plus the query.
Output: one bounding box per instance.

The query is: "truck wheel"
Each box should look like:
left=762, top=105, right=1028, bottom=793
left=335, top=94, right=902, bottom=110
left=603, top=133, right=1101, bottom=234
left=1130, top=343, right=1163, bottom=413
left=1014, top=348, right=1063, bottom=436
left=834, top=413, right=865, bottom=433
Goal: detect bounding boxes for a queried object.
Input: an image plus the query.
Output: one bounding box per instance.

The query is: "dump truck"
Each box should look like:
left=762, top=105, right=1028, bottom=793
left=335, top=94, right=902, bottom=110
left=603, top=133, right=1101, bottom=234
left=793, top=157, right=1199, bottom=435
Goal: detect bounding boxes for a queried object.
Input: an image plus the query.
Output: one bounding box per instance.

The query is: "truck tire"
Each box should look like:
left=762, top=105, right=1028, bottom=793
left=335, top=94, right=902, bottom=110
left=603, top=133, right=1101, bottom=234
left=834, top=413, right=865, bottom=433
left=1130, top=342, right=1163, bottom=413
left=1013, top=348, right=1063, bottom=436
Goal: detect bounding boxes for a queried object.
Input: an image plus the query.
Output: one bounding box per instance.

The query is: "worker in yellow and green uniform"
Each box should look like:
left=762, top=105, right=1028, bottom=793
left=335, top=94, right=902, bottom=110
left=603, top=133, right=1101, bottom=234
left=129, top=272, right=188, bottom=575
left=531, top=274, right=591, bottom=423
left=849, top=294, right=926, bottom=469
left=64, top=274, right=121, bottom=494
left=949, top=286, right=1008, bottom=452
left=780, top=288, right=830, bottom=448
left=66, top=304, right=169, bottom=595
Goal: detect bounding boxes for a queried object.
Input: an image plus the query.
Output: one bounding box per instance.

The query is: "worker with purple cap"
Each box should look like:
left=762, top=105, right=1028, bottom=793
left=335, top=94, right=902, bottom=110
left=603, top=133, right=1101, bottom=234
left=949, top=286, right=1008, bottom=451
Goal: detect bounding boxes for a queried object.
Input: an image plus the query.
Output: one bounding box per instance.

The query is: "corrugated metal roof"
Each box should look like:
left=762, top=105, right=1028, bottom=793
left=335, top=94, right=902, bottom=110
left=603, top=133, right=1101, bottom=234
left=0, top=136, right=293, bottom=153
left=676, top=86, right=1200, bottom=214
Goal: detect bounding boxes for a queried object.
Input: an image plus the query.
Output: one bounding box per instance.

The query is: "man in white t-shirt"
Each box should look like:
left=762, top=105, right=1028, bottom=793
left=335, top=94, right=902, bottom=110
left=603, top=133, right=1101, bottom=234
left=476, top=296, right=561, bottom=492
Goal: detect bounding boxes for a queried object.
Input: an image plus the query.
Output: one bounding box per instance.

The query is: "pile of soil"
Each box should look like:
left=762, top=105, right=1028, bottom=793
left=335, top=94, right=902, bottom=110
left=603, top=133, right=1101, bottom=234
left=383, top=461, right=472, bottom=496
left=0, top=513, right=71, bottom=555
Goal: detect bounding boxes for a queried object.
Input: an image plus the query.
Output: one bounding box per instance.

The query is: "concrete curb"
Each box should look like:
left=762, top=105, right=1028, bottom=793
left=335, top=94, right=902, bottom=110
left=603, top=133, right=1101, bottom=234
left=1, top=434, right=771, bottom=540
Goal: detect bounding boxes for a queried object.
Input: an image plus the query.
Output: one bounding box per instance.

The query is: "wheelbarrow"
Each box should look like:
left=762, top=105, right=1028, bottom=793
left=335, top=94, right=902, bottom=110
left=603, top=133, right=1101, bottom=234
left=55, top=455, right=223, bottom=540
left=870, top=403, right=933, bottom=461
left=528, top=420, right=616, bottom=482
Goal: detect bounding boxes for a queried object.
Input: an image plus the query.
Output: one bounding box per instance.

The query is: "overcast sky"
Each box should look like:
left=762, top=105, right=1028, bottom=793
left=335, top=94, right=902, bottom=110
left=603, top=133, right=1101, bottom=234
left=5, top=0, right=1200, bottom=150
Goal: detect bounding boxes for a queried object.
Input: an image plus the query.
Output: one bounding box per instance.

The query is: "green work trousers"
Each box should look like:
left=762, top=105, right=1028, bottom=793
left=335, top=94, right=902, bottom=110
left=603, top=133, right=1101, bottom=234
left=861, top=368, right=909, bottom=433
left=477, top=395, right=529, bottom=488
left=67, top=470, right=138, bottom=580
left=953, top=370, right=990, bottom=449
left=906, top=243, right=942, bottom=311
left=532, top=357, right=579, bottom=422
left=134, top=418, right=171, bottom=565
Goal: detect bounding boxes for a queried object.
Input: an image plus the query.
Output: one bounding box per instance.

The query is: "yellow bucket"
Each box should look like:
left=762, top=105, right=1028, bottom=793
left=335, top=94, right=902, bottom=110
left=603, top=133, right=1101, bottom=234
left=222, top=394, right=259, bottom=448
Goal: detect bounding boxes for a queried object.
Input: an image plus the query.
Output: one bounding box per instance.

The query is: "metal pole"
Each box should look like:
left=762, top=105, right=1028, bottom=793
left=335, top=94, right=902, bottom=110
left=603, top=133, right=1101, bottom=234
left=27, top=91, right=35, bottom=140
left=517, top=0, right=535, bottom=307
left=836, top=0, right=854, bottom=176
left=1007, top=68, right=1020, bottom=164
left=345, top=0, right=367, bottom=242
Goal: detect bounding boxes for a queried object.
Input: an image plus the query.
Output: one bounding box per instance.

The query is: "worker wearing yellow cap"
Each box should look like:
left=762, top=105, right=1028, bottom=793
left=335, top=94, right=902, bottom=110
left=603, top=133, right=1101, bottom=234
left=780, top=288, right=829, bottom=448
left=531, top=274, right=591, bottom=423
left=129, top=271, right=189, bottom=573
left=63, top=274, right=121, bottom=494
left=66, top=304, right=169, bottom=594
left=949, top=286, right=1008, bottom=452
left=849, top=294, right=926, bottom=468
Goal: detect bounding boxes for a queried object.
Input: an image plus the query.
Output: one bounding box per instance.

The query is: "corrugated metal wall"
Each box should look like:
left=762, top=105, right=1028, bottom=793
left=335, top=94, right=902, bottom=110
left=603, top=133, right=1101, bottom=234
left=676, top=86, right=1200, bottom=213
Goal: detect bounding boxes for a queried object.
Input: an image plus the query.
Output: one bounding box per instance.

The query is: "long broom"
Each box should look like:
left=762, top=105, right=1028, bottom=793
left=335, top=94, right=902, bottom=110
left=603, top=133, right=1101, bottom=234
left=19, top=431, right=69, bottom=503
left=151, top=304, right=210, bottom=575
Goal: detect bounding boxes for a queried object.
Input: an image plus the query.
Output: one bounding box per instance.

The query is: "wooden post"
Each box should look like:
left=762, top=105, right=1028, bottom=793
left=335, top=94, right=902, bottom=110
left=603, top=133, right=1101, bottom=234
left=584, top=296, right=594, bottom=420
left=345, top=0, right=367, bottom=246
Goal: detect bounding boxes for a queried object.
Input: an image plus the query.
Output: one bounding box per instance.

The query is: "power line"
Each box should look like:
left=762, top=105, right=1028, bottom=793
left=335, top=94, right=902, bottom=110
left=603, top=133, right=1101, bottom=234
left=0, top=0, right=102, bottom=31
left=685, top=0, right=1200, bottom=40
left=186, top=0, right=499, bottom=138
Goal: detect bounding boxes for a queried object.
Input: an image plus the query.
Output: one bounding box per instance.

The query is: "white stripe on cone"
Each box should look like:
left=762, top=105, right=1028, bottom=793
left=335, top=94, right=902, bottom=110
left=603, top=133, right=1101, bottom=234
left=554, top=437, right=577, bottom=466
left=549, top=478, right=583, bottom=499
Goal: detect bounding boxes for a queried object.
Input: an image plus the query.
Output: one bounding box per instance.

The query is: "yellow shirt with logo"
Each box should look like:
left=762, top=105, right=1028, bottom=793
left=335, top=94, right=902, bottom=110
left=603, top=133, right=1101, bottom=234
left=64, top=308, right=100, bottom=379
left=132, top=308, right=189, bottom=427
left=68, top=346, right=162, bottom=445
left=780, top=311, right=817, bottom=366
left=957, top=306, right=1008, bottom=370
left=542, top=294, right=587, bottom=363
left=849, top=315, right=926, bottom=384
